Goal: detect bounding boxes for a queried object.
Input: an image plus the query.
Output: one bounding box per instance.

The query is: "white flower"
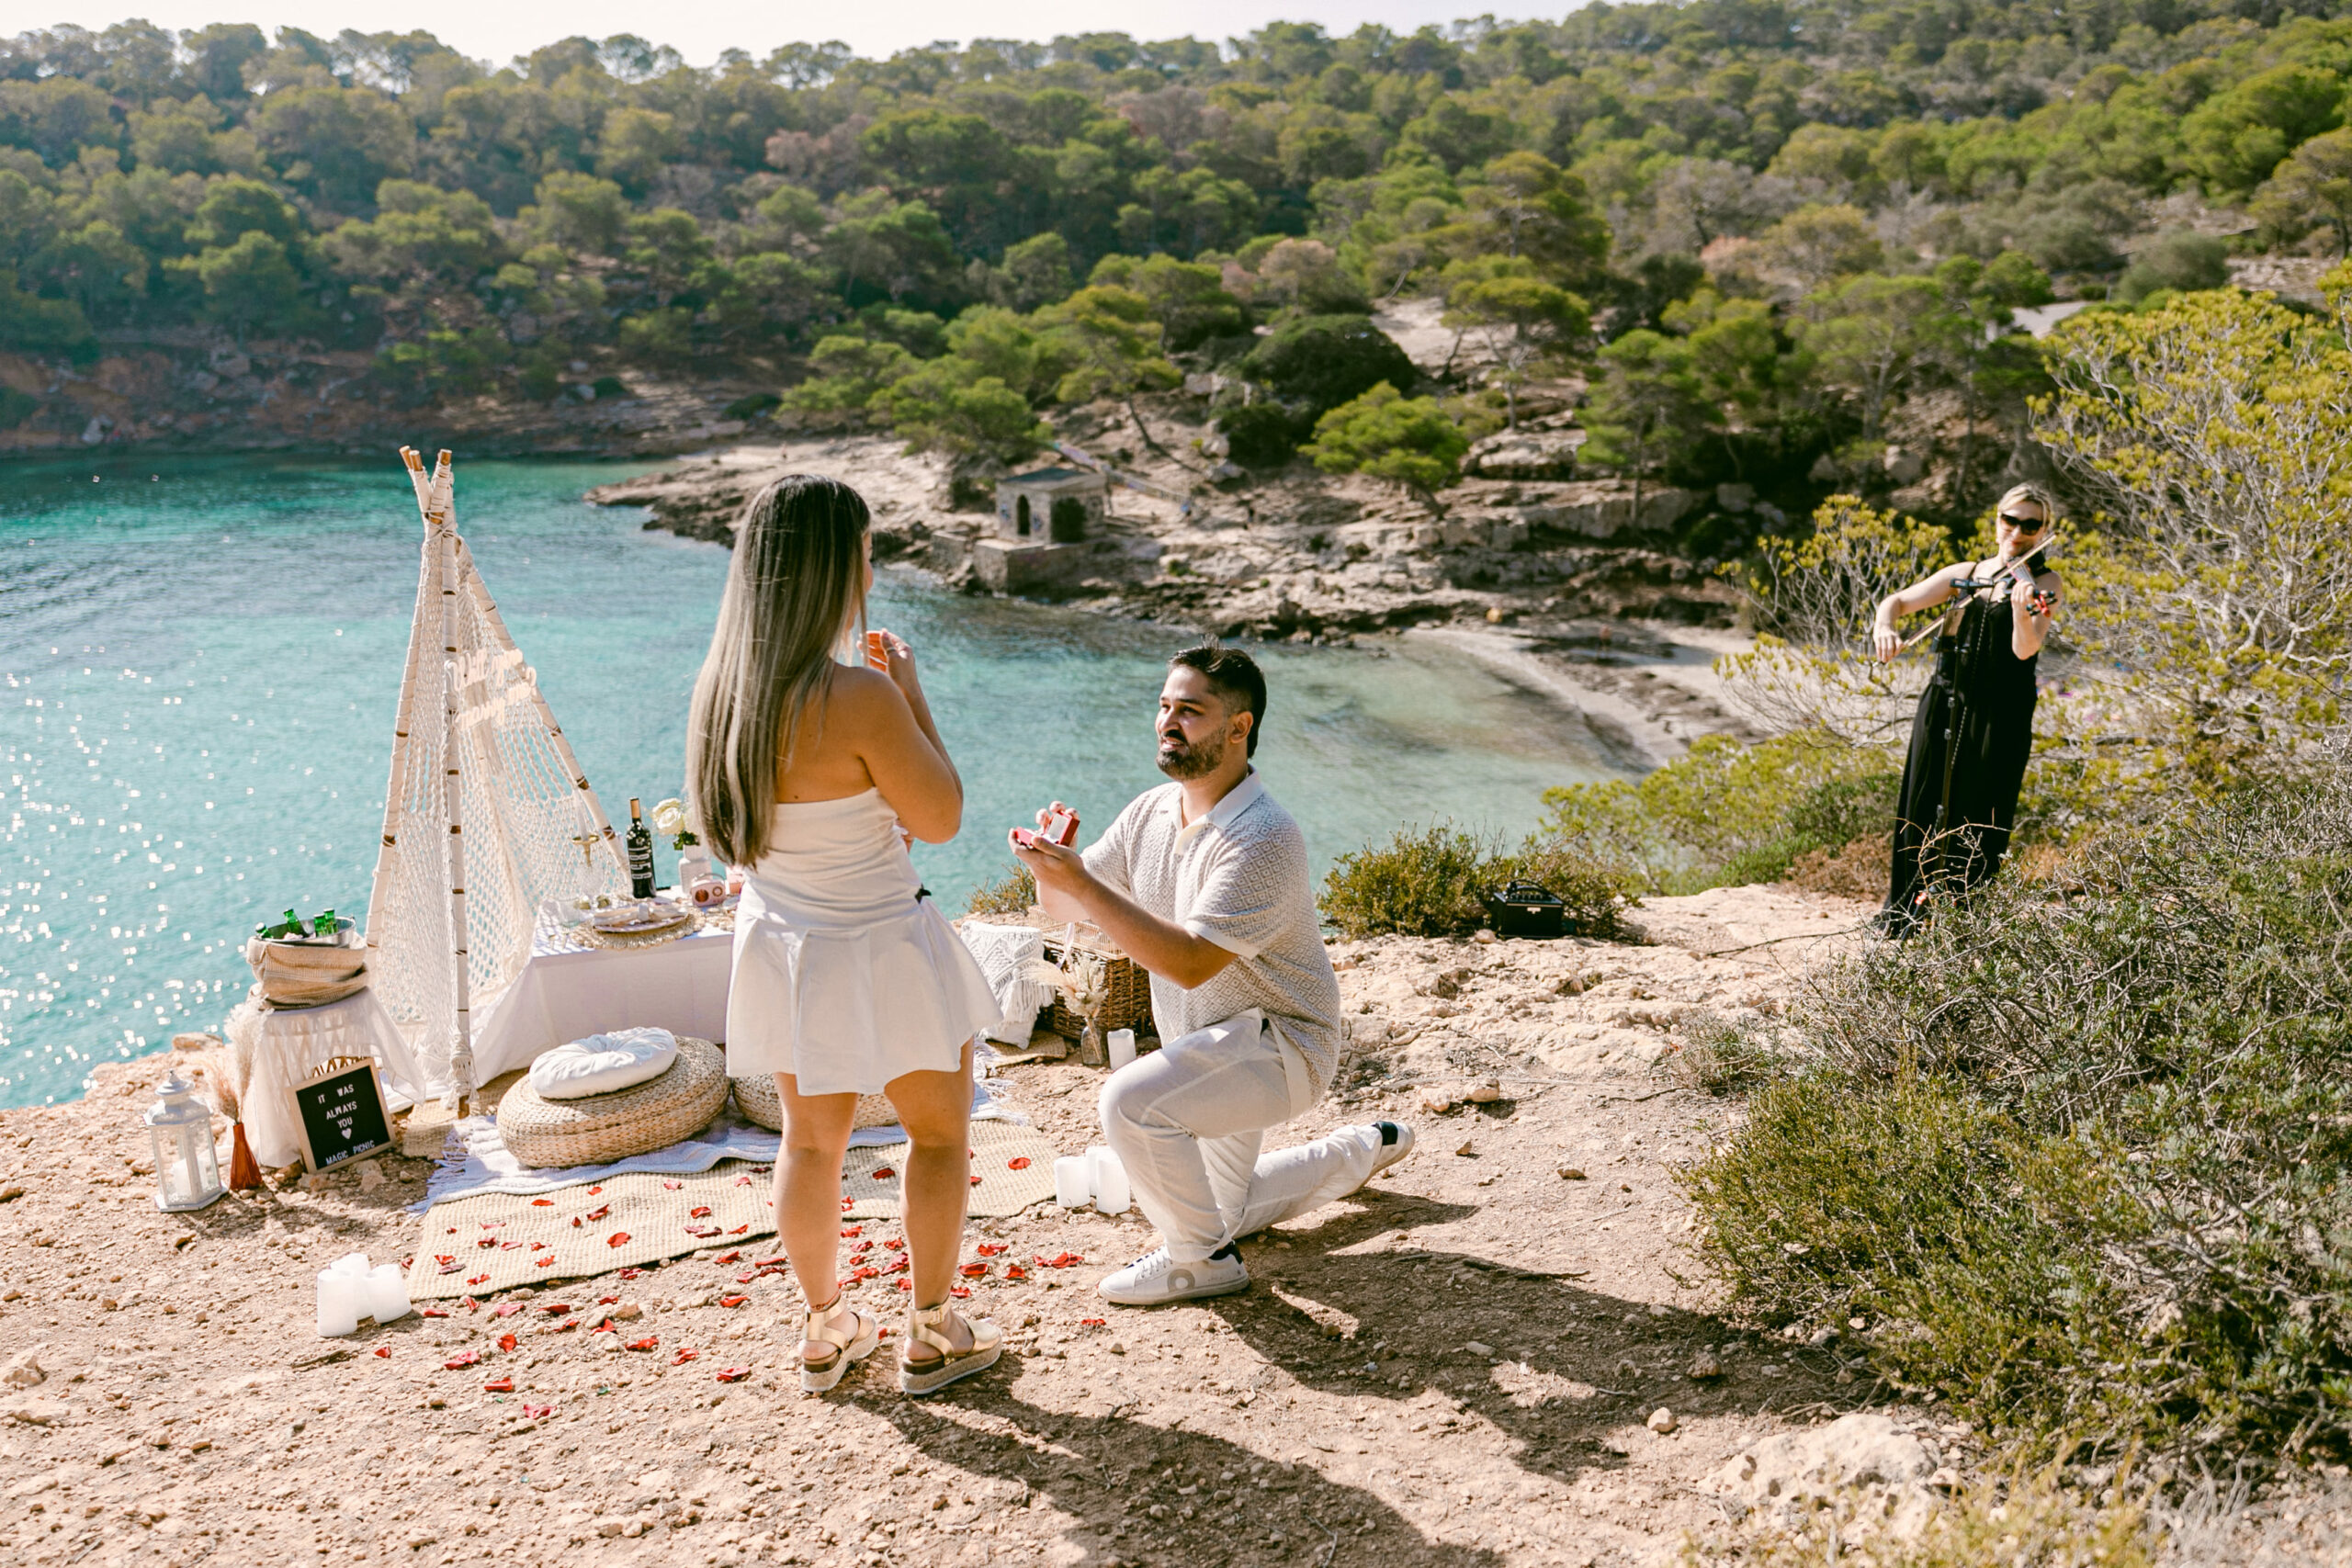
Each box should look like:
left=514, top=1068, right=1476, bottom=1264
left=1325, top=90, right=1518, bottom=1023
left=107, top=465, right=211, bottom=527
left=651, top=797, right=687, bottom=835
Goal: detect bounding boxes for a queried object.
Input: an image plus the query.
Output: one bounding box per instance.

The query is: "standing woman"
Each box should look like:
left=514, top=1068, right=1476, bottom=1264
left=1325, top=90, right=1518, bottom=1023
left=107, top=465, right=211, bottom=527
left=1870, top=483, right=2064, bottom=935
left=687, top=475, right=1002, bottom=1395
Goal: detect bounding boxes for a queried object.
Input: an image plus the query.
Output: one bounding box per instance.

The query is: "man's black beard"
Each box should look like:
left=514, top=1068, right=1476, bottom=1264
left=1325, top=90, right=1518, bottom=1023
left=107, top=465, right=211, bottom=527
left=1157, top=732, right=1226, bottom=781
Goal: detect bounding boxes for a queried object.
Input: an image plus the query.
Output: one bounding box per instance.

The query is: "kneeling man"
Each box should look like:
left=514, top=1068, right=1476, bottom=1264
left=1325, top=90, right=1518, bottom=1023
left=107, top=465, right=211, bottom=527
left=1012, top=644, right=1414, bottom=1305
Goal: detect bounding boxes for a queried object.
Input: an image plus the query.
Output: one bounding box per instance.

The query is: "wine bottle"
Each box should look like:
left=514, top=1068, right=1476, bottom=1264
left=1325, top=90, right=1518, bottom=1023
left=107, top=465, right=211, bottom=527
left=627, top=797, right=655, bottom=899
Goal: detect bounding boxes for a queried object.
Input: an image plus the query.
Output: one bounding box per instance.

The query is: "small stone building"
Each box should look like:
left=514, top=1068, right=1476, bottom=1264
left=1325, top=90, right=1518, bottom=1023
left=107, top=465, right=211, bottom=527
left=995, top=467, right=1108, bottom=543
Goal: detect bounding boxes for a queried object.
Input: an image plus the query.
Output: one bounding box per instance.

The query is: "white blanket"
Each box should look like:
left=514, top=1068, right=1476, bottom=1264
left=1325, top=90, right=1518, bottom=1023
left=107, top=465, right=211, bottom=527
left=417, top=1077, right=1023, bottom=1208
left=957, top=920, right=1053, bottom=1044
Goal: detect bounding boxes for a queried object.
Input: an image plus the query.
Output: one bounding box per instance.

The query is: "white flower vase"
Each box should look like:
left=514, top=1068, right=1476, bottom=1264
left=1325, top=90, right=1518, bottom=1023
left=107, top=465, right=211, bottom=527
left=675, top=847, right=712, bottom=894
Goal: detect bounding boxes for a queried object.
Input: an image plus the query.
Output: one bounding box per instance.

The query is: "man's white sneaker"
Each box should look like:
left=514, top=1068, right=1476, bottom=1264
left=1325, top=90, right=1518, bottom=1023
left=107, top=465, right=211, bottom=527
left=1367, top=1121, right=1415, bottom=1178
left=1097, top=1245, right=1250, bottom=1306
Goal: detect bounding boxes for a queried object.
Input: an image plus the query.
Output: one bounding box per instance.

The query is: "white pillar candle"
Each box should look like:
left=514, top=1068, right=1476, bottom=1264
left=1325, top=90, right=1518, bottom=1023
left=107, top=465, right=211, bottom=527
left=364, top=1264, right=413, bottom=1325
left=316, top=1269, right=363, bottom=1337
left=1090, top=1147, right=1131, bottom=1215
left=1107, top=1029, right=1137, bottom=1070
left=1052, top=1156, right=1091, bottom=1209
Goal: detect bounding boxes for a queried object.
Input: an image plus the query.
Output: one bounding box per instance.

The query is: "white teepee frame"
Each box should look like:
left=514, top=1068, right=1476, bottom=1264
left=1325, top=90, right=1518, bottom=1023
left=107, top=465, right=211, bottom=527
left=364, top=446, right=628, bottom=1111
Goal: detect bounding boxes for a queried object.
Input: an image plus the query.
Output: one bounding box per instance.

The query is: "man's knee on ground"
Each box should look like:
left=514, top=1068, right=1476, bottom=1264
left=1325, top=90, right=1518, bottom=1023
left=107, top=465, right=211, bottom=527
left=1099, top=1063, right=1155, bottom=1137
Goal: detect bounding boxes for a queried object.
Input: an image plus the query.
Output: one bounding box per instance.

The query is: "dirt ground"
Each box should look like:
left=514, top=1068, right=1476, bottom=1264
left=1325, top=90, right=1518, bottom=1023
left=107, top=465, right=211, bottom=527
left=0, top=886, right=1978, bottom=1568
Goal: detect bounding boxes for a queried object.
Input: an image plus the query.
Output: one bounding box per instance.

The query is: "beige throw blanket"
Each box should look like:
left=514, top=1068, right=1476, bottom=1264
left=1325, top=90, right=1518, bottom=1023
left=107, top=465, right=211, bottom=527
left=244, top=935, right=369, bottom=1010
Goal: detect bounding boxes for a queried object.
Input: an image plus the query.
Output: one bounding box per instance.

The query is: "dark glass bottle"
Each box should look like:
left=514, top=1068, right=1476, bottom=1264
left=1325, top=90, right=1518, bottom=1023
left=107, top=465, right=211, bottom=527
left=627, top=796, right=655, bottom=898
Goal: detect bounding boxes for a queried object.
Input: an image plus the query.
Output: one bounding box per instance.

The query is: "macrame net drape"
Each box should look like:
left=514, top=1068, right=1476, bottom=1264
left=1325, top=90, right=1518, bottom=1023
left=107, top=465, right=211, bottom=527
left=365, top=448, right=628, bottom=1105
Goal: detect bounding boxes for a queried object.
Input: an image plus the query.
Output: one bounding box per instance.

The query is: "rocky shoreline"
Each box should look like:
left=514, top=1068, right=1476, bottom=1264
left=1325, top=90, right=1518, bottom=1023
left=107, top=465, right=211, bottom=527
left=588, top=412, right=1765, bottom=769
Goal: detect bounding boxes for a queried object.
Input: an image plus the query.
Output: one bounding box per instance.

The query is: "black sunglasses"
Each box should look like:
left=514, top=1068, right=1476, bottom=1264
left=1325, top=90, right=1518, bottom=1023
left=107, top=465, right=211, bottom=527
left=1997, top=512, right=2049, bottom=533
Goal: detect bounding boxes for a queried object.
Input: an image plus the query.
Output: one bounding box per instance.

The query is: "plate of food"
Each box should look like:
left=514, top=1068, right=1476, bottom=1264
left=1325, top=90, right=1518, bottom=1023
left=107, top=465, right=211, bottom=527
left=590, top=900, right=692, bottom=936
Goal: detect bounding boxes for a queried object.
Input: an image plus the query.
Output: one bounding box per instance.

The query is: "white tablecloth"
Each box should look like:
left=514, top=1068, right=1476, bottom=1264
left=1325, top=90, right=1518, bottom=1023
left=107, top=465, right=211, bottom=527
left=464, top=918, right=733, bottom=1091
left=243, top=987, right=428, bottom=1168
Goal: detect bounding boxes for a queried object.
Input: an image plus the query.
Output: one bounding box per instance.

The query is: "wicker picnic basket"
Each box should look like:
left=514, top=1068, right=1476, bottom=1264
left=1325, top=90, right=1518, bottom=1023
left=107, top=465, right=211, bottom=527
left=728, top=1067, right=900, bottom=1133
left=1040, top=922, right=1158, bottom=1041
left=495, top=1036, right=729, bottom=1168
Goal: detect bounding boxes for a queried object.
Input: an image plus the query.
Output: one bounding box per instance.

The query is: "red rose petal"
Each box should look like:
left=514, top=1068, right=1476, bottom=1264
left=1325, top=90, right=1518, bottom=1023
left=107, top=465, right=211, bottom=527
left=728, top=1224, right=749, bottom=1235
left=671, top=1348, right=698, bottom=1365
left=663, top=1180, right=684, bottom=1190
left=839, top=1226, right=862, bottom=1239
left=529, top=1199, right=553, bottom=1207
left=422, top=1307, right=451, bottom=1318
left=720, top=1294, right=748, bottom=1308
left=950, top=1286, right=971, bottom=1299
left=1003, top=1264, right=1028, bottom=1280
left=1007, top=1156, right=1032, bottom=1170
left=584, top=1205, right=610, bottom=1222
left=883, top=1238, right=905, bottom=1250
left=597, top=1294, right=619, bottom=1305
left=1080, top=1316, right=1106, bottom=1325
left=606, top=1232, right=631, bottom=1247
left=534, top=1257, right=554, bottom=1269
left=492, top=1303, right=524, bottom=1319
left=712, top=1251, right=741, bottom=1266
left=445, top=1351, right=481, bottom=1369
left=895, top=1279, right=912, bottom=1292
left=628, top=1337, right=660, bottom=1351
left=372, top=1346, right=390, bottom=1359
left=588, top=1186, right=602, bottom=1196
left=870, top=1167, right=895, bottom=1180
left=958, top=1262, right=988, bottom=1278
left=542, top=1303, right=571, bottom=1315
left=523, top=1403, right=553, bottom=1419
left=976, top=1243, right=1007, bottom=1256
left=499, top=1333, right=518, bottom=1352
left=467, top=1274, right=488, bottom=1286
left=482, top=1377, right=514, bottom=1393
left=689, top=1205, right=712, bottom=1218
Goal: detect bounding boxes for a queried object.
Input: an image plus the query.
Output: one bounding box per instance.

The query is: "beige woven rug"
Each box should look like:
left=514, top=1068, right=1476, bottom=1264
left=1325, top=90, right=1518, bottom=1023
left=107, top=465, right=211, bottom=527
left=406, top=1121, right=1060, bottom=1299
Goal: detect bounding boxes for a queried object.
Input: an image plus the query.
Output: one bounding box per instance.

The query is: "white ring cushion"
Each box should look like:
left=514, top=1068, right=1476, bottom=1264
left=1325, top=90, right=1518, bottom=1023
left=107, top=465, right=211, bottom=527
left=527, top=1026, right=680, bottom=1100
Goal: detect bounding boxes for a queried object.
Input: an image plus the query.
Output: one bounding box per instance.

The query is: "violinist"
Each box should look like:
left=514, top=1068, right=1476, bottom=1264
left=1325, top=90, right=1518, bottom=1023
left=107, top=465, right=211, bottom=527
left=1868, top=483, right=2064, bottom=936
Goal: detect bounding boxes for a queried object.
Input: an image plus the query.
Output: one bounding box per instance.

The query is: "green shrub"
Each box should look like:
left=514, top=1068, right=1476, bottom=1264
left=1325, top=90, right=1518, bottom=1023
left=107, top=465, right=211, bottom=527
left=1319, top=822, right=1629, bottom=940
left=1539, top=731, right=1898, bottom=894
left=1238, top=313, right=1417, bottom=415
left=1213, top=399, right=1306, bottom=467
left=1658, top=1010, right=1783, bottom=1094
left=963, top=863, right=1035, bottom=918
left=1682, top=775, right=2352, bottom=1463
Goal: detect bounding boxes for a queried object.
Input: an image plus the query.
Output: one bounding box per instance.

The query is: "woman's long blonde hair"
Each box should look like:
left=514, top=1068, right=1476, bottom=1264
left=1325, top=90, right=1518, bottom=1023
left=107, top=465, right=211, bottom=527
left=686, top=475, right=869, bottom=866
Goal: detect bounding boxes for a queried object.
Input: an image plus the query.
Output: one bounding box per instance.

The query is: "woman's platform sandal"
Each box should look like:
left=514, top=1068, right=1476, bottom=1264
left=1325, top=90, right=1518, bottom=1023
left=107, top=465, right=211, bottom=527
left=797, top=1294, right=881, bottom=1393
left=899, top=1300, right=1001, bottom=1396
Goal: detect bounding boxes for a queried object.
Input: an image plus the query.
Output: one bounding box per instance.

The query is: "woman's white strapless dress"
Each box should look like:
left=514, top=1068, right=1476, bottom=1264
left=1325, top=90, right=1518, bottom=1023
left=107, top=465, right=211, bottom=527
left=725, top=789, right=997, bottom=1096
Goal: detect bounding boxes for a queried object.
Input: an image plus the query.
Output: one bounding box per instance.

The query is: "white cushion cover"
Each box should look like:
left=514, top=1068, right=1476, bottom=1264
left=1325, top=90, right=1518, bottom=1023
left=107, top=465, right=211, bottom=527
left=527, top=1026, right=678, bottom=1100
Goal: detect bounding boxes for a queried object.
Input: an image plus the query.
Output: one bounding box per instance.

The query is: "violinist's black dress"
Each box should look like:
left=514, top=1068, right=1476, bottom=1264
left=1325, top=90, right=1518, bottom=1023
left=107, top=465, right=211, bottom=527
left=1882, top=581, right=2041, bottom=931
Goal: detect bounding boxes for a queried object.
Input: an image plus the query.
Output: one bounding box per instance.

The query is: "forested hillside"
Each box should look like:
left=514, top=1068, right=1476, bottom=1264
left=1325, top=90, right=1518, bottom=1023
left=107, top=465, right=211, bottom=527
left=6, top=6, right=2350, bottom=513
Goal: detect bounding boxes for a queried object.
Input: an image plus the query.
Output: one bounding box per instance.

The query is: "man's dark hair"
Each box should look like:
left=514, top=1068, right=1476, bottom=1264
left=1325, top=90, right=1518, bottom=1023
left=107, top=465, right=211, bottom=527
left=1169, top=643, right=1268, bottom=757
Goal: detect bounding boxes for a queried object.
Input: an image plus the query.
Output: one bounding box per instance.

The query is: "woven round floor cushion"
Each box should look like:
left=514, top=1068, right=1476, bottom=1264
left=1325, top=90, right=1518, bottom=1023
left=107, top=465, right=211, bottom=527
left=499, top=1036, right=729, bottom=1168
left=729, top=1066, right=899, bottom=1133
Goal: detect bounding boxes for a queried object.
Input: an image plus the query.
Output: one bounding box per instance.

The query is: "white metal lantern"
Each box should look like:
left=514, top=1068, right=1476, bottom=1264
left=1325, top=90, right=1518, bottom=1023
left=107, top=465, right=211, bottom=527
left=146, top=1067, right=224, bottom=1212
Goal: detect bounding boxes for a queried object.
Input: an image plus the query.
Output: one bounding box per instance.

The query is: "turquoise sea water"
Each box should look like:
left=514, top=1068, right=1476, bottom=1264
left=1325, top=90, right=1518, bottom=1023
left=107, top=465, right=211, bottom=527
left=0, top=454, right=1633, bottom=1108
